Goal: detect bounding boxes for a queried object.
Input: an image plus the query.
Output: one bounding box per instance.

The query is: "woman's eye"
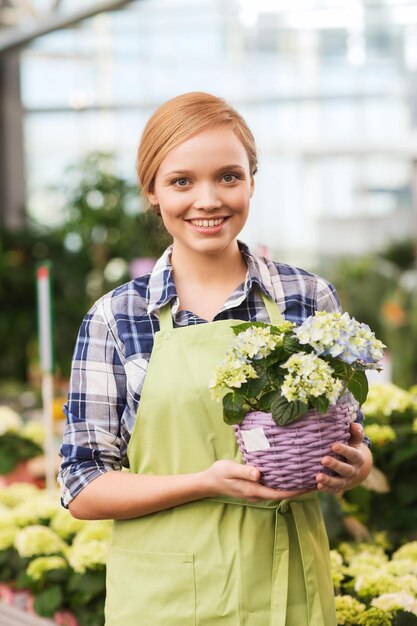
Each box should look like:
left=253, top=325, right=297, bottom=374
left=173, top=178, right=189, bottom=187
left=223, top=173, right=238, bottom=183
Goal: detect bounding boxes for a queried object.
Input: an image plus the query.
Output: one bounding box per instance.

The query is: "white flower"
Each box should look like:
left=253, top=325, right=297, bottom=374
left=0, top=407, right=22, bottom=435
left=280, top=352, right=343, bottom=405
left=68, top=540, right=109, bottom=574
left=15, top=525, right=67, bottom=558
left=372, top=592, right=417, bottom=615
left=27, top=556, right=68, bottom=582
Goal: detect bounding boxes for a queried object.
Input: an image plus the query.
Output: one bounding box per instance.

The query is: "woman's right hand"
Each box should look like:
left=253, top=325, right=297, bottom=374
left=203, top=460, right=312, bottom=502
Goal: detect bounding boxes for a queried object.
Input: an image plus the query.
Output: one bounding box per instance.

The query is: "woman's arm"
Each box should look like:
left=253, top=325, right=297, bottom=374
left=69, top=460, right=313, bottom=520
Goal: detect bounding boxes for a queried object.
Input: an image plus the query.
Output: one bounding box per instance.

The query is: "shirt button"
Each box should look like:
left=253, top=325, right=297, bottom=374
left=164, top=332, right=171, bottom=340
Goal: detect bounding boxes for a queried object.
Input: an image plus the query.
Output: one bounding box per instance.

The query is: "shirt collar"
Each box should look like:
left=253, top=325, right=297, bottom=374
left=146, top=241, right=276, bottom=316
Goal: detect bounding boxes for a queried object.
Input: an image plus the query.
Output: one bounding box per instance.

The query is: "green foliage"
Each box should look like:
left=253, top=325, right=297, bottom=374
left=271, top=395, right=308, bottom=425
left=0, top=152, right=171, bottom=380
left=33, top=585, right=64, bottom=617
left=0, top=434, right=42, bottom=474
left=0, top=548, right=26, bottom=582
left=327, top=242, right=417, bottom=388
left=343, top=384, right=417, bottom=539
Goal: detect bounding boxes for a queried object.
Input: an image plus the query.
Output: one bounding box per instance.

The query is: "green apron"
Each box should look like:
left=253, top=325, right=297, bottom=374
left=105, top=292, right=337, bottom=625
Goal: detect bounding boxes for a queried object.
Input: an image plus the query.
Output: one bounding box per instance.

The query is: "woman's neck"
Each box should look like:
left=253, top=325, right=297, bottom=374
left=170, top=241, right=248, bottom=320
left=170, top=241, right=247, bottom=287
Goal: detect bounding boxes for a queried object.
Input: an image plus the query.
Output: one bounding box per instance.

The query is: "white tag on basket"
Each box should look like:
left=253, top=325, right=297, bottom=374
left=241, top=427, right=270, bottom=452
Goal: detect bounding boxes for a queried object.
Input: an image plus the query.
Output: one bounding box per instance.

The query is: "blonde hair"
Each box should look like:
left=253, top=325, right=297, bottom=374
left=136, top=92, right=257, bottom=210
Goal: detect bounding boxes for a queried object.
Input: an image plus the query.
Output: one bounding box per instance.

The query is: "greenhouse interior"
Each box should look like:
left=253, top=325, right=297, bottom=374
left=1, top=0, right=417, bottom=624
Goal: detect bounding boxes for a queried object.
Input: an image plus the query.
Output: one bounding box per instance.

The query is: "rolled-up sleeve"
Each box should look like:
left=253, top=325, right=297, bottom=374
left=58, top=297, right=127, bottom=507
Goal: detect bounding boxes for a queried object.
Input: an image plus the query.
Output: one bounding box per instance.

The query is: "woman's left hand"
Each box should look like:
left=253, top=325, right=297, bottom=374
left=316, top=422, right=372, bottom=494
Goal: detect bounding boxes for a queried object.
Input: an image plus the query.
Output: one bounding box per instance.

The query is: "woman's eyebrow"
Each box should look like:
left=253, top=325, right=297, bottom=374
left=163, top=164, right=246, bottom=178
left=163, top=169, right=193, bottom=177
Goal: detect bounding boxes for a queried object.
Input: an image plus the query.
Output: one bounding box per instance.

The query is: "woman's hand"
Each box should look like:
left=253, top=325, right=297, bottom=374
left=316, top=422, right=373, bottom=494
left=204, top=460, right=310, bottom=502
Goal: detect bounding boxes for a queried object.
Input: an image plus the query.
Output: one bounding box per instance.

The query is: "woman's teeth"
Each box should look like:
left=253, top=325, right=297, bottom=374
left=190, top=218, right=225, bottom=227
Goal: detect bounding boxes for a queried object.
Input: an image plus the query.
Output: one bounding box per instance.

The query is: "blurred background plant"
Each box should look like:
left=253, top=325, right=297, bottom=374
left=322, top=382, right=417, bottom=547
left=0, top=152, right=171, bottom=384
left=327, top=238, right=417, bottom=388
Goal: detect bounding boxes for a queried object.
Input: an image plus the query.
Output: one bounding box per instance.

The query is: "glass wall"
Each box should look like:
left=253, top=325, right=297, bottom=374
left=20, top=0, right=417, bottom=264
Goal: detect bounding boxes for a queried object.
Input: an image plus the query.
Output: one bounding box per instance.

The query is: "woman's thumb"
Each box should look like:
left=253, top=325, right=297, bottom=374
left=246, top=466, right=261, bottom=481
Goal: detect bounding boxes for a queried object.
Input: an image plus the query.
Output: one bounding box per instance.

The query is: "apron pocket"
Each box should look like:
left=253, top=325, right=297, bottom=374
left=105, top=547, right=196, bottom=626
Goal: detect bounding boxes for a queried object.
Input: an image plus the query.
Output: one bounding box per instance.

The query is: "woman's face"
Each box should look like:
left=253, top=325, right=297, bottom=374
left=147, top=125, right=254, bottom=258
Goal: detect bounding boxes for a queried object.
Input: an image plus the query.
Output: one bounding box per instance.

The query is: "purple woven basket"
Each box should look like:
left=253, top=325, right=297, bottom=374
left=233, top=392, right=359, bottom=491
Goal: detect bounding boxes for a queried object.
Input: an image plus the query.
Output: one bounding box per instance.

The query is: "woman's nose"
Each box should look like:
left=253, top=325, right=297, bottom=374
left=192, top=183, right=222, bottom=211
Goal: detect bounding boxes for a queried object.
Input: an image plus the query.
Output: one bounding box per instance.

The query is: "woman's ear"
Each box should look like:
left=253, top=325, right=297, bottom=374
left=250, top=176, right=255, bottom=198
left=147, top=190, right=158, bottom=206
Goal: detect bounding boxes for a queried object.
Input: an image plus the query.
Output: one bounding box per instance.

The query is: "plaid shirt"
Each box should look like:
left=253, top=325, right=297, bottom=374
left=58, top=241, right=367, bottom=507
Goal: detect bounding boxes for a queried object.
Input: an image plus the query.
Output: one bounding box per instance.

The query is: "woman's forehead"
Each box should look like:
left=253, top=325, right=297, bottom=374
left=157, top=126, right=250, bottom=175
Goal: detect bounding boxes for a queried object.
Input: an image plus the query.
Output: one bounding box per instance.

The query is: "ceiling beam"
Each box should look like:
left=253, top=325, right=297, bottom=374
left=0, top=0, right=134, bottom=53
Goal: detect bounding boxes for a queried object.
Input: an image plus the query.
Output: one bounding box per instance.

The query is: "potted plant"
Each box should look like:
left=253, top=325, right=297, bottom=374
left=209, top=312, right=384, bottom=490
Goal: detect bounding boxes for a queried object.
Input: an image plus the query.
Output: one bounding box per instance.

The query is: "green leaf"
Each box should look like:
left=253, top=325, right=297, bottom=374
left=393, top=612, right=417, bottom=626
left=240, top=372, right=268, bottom=398
left=231, top=321, right=268, bottom=335
left=33, top=585, right=64, bottom=617
left=258, top=391, right=277, bottom=412
left=282, top=335, right=302, bottom=355
left=347, top=370, right=369, bottom=405
left=271, top=395, right=309, bottom=426
left=310, top=396, right=330, bottom=414
left=222, top=392, right=248, bottom=425
left=324, top=357, right=353, bottom=380
left=391, top=445, right=417, bottom=468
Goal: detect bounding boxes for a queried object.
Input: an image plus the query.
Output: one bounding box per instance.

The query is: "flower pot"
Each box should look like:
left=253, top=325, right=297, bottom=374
left=233, top=392, right=359, bottom=490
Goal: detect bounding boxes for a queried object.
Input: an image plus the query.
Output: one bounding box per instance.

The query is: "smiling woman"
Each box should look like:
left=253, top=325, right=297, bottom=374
left=58, top=92, right=372, bottom=626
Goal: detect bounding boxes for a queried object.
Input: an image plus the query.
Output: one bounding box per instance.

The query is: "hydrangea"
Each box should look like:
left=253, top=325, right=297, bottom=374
left=0, top=483, right=39, bottom=508
left=280, top=352, right=343, bottom=405
left=15, top=525, right=68, bottom=558
left=0, top=509, right=17, bottom=531
left=372, top=591, right=417, bottom=615
left=344, top=551, right=389, bottom=578
left=21, top=421, right=45, bottom=447
left=68, top=540, right=109, bottom=574
left=231, top=326, right=282, bottom=360
left=330, top=550, right=344, bottom=588
left=356, top=607, right=392, bottom=626
left=294, top=312, right=385, bottom=366
left=72, top=520, right=113, bottom=546
left=209, top=357, right=258, bottom=401
left=337, top=542, right=386, bottom=562
left=209, top=323, right=296, bottom=401
left=355, top=572, right=403, bottom=598
left=385, top=559, right=417, bottom=577
left=362, top=384, right=415, bottom=421
left=51, top=508, right=87, bottom=540
left=27, top=556, right=68, bottom=582
left=393, top=541, right=417, bottom=562
left=364, top=424, right=396, bottom=446
left=11, top=493, right=60, bottom=527
left=0, top=406, right=22, bottom=435
left=334, top=595, right=366, bottom=625
left=0, top=526, right=18, bottom=551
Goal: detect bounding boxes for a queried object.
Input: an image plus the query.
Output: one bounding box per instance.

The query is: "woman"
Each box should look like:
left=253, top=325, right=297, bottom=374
left=59, top=92, right=372, bottom=625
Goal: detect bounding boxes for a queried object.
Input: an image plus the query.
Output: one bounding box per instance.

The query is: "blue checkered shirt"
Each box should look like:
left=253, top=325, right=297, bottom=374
left=58, top=241, right=367, bottom=506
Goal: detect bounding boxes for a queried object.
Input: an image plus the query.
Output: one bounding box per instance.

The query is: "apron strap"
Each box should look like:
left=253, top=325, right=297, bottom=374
left=158, top=288, right=284, bottom=332
left=259, top=290, right=284, bottom=325
left=159, top=302, right=174, bottom=331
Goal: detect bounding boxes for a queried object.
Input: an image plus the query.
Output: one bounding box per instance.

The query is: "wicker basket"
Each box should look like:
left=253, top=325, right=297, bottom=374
left=233, top=392, right=359, bottom=490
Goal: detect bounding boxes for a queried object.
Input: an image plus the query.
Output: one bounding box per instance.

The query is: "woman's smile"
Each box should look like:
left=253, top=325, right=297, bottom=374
left=186, top=216, right=230, bottom=234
